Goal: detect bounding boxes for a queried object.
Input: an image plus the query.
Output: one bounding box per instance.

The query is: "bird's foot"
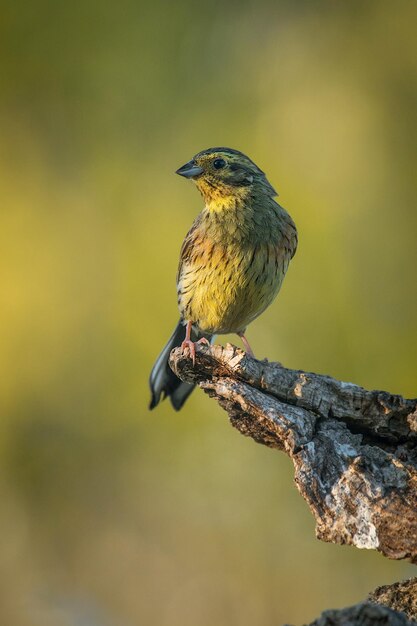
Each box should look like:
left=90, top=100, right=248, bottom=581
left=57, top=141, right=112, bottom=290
left=196, top=337, right=210, bottom=347
left=181, top=339, right=196, bottom=365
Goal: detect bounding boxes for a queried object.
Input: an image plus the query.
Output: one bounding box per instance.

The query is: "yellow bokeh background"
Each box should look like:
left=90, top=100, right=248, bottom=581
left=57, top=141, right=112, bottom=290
left=0, top=2, right=416, bottom=624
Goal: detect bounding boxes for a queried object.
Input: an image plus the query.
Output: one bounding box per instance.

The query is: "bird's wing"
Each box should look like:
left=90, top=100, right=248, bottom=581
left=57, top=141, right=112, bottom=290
left=277, top=204, right=298, bottom=260
left=176, top=213, right=203, bottom=285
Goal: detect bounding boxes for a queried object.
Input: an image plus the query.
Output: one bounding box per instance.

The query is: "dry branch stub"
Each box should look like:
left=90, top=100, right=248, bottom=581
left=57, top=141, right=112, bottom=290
left=169, top=343, right=417, bottom=562
left=286, top=577, right=417, bottom=625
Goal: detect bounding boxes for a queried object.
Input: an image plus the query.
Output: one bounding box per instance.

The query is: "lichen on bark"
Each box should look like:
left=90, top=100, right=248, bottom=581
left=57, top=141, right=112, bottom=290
left=170, top=343, right=417, bottom=562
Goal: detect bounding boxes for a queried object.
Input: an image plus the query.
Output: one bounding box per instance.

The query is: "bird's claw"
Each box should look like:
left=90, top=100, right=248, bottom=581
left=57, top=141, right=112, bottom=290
left=181, top=339, right=196, bottom=365
left=196, top=337, right=210, bottom=347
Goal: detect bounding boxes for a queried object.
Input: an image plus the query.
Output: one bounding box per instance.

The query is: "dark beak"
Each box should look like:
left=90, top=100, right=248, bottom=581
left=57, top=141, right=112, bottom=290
left=175, top=160, right=203, bottom=179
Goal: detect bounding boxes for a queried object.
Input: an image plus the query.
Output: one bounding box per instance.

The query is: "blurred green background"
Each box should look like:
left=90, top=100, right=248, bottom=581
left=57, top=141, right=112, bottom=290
left=1, top=1, right=416, bottom=624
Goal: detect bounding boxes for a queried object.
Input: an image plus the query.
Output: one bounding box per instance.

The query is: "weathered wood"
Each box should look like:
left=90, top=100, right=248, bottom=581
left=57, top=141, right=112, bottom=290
left=169, top=343, right=417, bottom=562
left=368, top=577, right=417, bottom=622
left=294, top=600, right=416, bottom=626
left=289, top=577, right=417, bottom=625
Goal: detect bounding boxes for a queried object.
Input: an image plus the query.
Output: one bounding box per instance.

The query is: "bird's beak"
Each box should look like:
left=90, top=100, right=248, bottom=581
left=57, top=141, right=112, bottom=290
left=175, top=160, right=203, bottom=179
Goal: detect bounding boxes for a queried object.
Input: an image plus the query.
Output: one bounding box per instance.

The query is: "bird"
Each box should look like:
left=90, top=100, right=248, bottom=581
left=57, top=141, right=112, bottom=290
left=149, top=147, right=297, bottom=410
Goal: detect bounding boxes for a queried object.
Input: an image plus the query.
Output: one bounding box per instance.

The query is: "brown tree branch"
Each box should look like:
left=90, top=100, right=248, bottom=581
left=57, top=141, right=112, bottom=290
left=169, top=343, right=417, bottom=562
left=368, top=577, right=417, bottom=622
left=288, top=577, right=417, bottom=625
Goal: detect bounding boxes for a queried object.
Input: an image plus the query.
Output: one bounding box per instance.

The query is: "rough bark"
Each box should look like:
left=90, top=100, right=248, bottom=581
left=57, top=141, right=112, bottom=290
left=368, top=577, right=417, bottom=621
left=291, top=577, right=417, bottom=625
left=295, top=600, right=415, bottom=626
left=169, top=343, right=417, bottom=562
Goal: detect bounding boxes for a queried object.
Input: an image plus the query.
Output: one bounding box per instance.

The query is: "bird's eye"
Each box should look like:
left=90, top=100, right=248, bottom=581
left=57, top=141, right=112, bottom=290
left=213, top=158, right=226, bottom=169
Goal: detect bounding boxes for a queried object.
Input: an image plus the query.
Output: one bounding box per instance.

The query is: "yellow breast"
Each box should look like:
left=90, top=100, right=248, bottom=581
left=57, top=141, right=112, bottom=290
left=176, top=194, right=297, bottom=335
left=178, top=239, right=289, bottom=334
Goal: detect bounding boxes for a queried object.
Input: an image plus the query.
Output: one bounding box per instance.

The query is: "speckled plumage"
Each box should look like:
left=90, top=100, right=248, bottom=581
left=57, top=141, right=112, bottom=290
left=149, top=147, right=297, bottom=410
left=177, top=195, right=296, bottom=335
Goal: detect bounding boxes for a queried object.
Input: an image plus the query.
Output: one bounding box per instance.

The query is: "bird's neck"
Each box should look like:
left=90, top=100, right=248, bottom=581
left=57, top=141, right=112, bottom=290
left=200, top=190, right=277, bottom=245
left=197, top=182, right=251, bottom=213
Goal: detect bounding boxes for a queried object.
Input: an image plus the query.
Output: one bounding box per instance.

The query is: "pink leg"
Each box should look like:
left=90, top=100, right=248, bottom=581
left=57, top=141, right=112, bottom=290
left=237, top=332, right=255, bottom=358
left=181, top=321, right=196, bottom=365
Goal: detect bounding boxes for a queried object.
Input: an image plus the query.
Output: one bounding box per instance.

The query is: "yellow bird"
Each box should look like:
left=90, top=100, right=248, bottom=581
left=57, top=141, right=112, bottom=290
left=149, top=147, right=297, bottom=410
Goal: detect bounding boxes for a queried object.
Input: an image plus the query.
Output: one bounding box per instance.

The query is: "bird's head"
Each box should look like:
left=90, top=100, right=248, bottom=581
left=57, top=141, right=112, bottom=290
left=176, top=147, right=277, bottom=208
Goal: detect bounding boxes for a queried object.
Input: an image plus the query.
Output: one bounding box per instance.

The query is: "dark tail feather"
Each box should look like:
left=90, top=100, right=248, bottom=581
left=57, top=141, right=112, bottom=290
left=149, top=320, right=213, bottom=411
